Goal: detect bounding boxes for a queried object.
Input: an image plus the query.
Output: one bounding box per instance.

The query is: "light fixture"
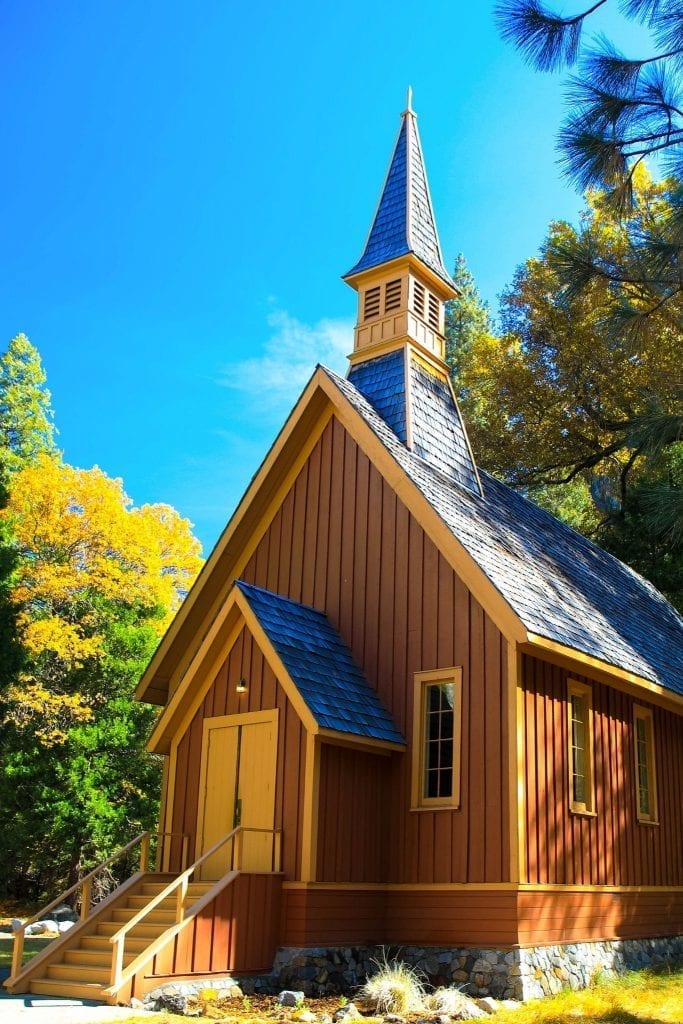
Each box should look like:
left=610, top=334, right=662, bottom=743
left=236, top=678, right=248, bottom=694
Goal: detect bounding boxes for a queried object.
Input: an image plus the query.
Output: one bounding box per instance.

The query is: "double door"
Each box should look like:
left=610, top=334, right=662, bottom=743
left=196, top=710, right=278, bottom=879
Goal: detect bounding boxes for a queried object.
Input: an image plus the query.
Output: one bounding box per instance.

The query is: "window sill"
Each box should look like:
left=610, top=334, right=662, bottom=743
left=569, top=807, right=597, bottom=818
left=410, top=804, right=461, bottom=813
left=636, top=817, right=660, bottom=826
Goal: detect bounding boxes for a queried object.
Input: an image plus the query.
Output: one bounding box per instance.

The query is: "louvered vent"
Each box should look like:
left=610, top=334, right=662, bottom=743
left=364, top=286, right=381, bottom=320
left=413, top=280, right=425, bottom=317
left=385, top=279, right=402, bottom=312
left=428, top=293, right=439, bottom=330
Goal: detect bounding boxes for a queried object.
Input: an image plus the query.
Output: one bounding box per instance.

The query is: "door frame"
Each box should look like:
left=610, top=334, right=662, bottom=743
left=195, top=708, right=279, bottom=866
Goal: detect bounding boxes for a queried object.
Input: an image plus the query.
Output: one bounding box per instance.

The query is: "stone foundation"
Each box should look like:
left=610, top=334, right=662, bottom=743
left=269, top=935, right=683, bottom=1000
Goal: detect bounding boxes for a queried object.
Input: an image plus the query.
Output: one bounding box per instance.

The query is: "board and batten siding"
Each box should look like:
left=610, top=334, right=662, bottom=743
left=168, top=625, right=307, bottom=880
left=240, top=415, right=511, bottom=885
left=521, top=654, right=683, bottom=888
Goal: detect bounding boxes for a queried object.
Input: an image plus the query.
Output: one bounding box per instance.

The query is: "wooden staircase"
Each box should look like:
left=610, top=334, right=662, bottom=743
left=27, top=877, right=212, bottom=1001
left=4, top=826, right=283, bottom=1004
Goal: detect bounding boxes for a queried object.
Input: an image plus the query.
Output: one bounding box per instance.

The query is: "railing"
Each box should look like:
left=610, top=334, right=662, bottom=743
left=107, top=825, right=282, bottom=994
left=9, top=830, right=188, bottom=980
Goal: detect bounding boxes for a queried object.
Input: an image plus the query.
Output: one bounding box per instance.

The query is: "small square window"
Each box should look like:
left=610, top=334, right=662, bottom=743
left=412, top=668, right=462, bottom=809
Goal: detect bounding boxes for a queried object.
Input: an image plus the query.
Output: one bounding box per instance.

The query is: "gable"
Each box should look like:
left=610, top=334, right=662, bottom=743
left=137, top=368, right=524, bottom=708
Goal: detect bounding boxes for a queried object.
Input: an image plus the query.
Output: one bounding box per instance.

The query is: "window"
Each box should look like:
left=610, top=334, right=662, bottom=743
left=634, top=706, right=658, bottom=823
left=412, top=668, right=462, bottom=809
left=567, top=680, right=595, bottom=815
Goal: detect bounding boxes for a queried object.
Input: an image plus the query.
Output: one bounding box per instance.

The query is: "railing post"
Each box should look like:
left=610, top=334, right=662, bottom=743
left=235, top=829, right=243, bottom=870
left=80, top=877, right=93, bottom=922
left=110, top=936, right=124, bottom=991
left=175, top=875, right=188, bottom=924
left=12, top=927, right=25, bottom=978
left=140, top=832, right=150, bottom=873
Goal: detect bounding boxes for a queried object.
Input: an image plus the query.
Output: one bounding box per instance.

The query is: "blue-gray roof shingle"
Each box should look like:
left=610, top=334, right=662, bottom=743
left=322, top=366, right=683, bottom=697
left=236, top=580, right=405, bottom=744
left=345, top=112, right=452, bottom=287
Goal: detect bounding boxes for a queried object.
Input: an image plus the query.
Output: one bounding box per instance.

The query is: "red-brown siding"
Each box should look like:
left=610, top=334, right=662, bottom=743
left=517, top=889, right=683, bottom=944
left=129, top=874, right=281, bottom=999
left=522, top=655, right=683, bottom=887
left=241, top=416, right=510, bottom=885
left=281, top=887, right=518, bottom=947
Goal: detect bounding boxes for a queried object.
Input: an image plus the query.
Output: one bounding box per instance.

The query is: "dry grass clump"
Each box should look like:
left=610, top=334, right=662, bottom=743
left=424, top=986, right=473, bottom=1016
left=361, top=957, right=427, bottom=1015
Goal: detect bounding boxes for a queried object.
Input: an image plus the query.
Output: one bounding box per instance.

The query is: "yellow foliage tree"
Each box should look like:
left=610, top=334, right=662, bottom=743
left=3, top=455, right=203, bottom=744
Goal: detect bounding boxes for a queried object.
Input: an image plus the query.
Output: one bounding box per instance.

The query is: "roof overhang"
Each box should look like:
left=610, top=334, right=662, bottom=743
left=522, top=633, right=683, bottom=714
left=343, top=253, right=458, bottom=301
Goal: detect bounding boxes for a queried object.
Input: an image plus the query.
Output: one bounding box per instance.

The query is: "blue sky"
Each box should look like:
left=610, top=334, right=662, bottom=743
left=0, top=2, right=650, bottom=554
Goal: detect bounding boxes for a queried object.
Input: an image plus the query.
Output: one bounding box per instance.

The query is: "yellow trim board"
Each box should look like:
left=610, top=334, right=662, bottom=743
left=147, top=594, right=244, bottom=753
left=136, top=387, right=334, bottom=705
left=524, top=634, right=683, bottom=714
left=317, top=728, right=404, bottom=753
left=282, top=880, right=683, bottom=894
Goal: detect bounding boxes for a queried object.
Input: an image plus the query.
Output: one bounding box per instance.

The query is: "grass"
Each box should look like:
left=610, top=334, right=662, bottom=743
left=490, top=969, right=683, bottom=1024
left=0, top=935, right=55, bottom=970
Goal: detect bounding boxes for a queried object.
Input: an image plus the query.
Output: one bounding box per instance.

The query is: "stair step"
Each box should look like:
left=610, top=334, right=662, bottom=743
left=110, top=907, right=175, bottom=924
left=125, top=894, right=176, bottom=910
left=97, top=920, right=166, bottom=940
left=30, top=979, right=105, bottom=1001
left=81, top=934, right=150, bottom=954
left=63, top=949, right=137, bottom=968
left=46, top=963, right=111, bottom=984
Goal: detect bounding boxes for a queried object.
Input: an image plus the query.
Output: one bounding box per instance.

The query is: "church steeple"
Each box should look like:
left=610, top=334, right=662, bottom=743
left=344, top=98, right=483, bottom=497
left=343, top=92, right=457, bottom=372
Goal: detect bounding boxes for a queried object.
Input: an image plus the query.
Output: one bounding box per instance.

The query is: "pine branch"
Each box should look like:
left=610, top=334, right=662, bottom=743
left=495, top=0, right=608, bottom=71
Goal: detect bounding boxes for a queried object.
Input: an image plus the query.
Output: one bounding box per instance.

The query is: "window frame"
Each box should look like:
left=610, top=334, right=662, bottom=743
left=633, top=705, right=658, bottom=825
left=567, top=679, right=596, bottom=816
left=411, top=667, right=462, bottom=811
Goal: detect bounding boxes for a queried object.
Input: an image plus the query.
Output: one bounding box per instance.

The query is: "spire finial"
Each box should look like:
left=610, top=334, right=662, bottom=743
left=405, top=85, right=414, bottom=115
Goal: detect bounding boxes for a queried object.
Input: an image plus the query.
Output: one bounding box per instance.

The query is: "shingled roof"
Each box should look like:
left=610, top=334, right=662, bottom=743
left=323, top=363, right=683, bottom=697
left=235, top=580, right=406, bottom=744
left=344, top=101, right=452, bottom=288
left=348, top=348, right=482, bottom=496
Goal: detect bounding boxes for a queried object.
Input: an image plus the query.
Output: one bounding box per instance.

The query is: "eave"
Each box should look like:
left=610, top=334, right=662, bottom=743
left=522, top=633, right=683, bottom=715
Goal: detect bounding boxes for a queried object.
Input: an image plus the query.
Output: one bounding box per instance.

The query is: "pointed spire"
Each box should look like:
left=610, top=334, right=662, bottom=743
left=344, top=95, right=452, bottom=288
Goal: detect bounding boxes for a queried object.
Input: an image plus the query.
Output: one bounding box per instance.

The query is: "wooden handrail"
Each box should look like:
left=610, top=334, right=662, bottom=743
left=8, top=831, right=187, bottom=981
left=103, top=869, right=240, bottom=1002
left=108, top=826, right=282, bottom=992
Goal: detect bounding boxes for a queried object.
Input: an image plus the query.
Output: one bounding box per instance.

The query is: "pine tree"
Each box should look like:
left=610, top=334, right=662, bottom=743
left=0, top=333, right=57, bottom=476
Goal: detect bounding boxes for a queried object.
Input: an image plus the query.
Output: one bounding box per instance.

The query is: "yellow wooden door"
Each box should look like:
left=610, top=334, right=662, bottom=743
left=238, top=717, right=278, bottom=871
left=198, top=724, right=239, bottom=880
left=196, top=711, right=278, bottom=879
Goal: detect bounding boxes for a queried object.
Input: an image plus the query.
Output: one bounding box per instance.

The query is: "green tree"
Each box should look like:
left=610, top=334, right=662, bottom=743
left=0, top=333, right=57, bottom=476
left=447, top=172, right=682, bottom=608
left=496, top=2, right=683, bottom=535
left=0, top=450, right=203, bottom=899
